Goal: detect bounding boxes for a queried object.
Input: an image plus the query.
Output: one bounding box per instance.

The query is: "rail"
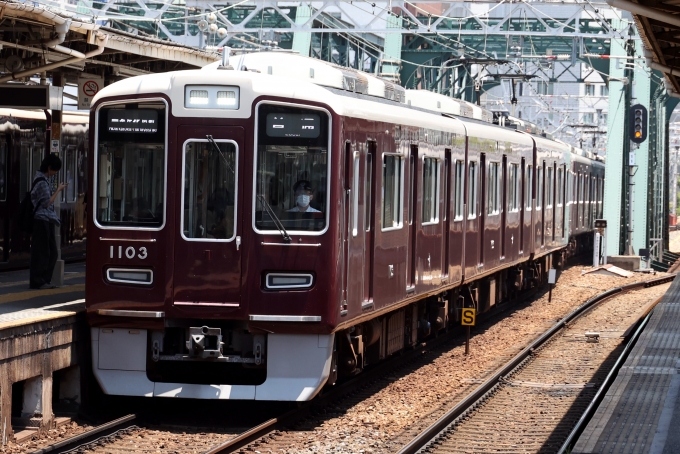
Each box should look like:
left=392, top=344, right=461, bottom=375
left=396, top=273, right=675, bottom=454
left=28, top=414, right=137, bottom=454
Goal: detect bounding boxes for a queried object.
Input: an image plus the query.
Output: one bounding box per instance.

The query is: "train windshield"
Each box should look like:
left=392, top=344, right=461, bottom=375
left=254, top=104, right=329, bottom=233
left=95, top=102, right=166, bottom=228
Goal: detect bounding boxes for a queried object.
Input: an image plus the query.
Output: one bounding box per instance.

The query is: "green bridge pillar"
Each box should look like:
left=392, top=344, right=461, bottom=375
left=603, top=19, right=631, bottom=257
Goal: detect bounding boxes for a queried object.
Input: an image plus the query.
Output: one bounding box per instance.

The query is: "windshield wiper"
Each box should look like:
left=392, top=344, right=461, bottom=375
left=257, top=194, right=291, bottom=244
left=206, top=135, right=235, bottom=174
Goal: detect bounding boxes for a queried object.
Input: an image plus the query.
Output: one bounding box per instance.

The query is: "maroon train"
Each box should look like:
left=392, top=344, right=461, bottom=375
left=0, top=109, right=89, bottom=270
left=86, top=52, right=604, bottom=401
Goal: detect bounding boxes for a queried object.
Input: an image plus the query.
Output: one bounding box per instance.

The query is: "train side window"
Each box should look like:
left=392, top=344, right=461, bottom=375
left=525, top=165, right=532, bottom=211
left=536, top=165, right=543, bottom=210
left=182, top=140, right=237, bottom=241
left=557, top=167, right=563, bottom=207
left=467, top=161, right=477, bottom=219
left=454, top=160, right=464, bottom=220
left=547, top=166, right=553, bottom=208
left=0, top=141, right=6, bottom=202
left=64, top=146, right=77, bottom=203
left=19, top=144, right=29, bottom=200
left=365, top=150, right=372, bottom=232
left=487, top=162, right=500, bottom=215
left=31, top=145, right=44, bottom=196
left=509, top=163, right=519, bottom=212
left=77, top=146, right=88, bottom=200
left=408, top=154, right=415, bottom=225
left=352, top=151, right=360, bottom=237
left=382, top=154, right=403, bottom=230
left=422, top=157, right=439, bottom=224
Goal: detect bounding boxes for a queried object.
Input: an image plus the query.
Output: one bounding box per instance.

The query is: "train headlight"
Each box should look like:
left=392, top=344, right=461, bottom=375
left=265, top=273, right=314, bottom=289
left=185, top=85, right=240, bottom=110
left=106, top=268, right=153, bottom=285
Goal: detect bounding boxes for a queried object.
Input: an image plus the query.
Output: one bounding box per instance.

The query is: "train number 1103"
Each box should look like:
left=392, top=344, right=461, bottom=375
left=110, top=245, right=148, bottom=260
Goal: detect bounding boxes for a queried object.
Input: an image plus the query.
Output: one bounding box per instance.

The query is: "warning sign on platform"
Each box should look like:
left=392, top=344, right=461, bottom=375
left=78, top=75, right=104, bottom=110
left=461, top=308, right=476, bottom=326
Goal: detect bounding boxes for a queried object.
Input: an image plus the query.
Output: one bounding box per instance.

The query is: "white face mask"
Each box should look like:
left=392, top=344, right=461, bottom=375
left=296, top=194, right=310, bottom=208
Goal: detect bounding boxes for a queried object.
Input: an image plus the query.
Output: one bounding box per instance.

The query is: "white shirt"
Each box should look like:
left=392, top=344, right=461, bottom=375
left=288, top=205, right=321, bottom=213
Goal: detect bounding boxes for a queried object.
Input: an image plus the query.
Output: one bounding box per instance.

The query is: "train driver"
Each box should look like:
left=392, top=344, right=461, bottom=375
left=288, top=180, right=320, bottom=213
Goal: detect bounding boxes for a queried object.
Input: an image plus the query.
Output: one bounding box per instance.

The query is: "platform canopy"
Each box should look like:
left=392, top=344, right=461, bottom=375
left=609, top=0, right=680, bottom=95
left=0, top=0, right=219, bottom=86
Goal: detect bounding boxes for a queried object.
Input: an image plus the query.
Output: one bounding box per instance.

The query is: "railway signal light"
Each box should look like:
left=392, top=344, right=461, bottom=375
left=629, top=104, right=647, bottom=144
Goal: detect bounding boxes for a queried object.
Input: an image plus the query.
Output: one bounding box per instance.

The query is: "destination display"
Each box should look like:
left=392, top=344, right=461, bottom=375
left=107, top=109, right=159, bottom=133
left=266, top=113, right=320, bottom=138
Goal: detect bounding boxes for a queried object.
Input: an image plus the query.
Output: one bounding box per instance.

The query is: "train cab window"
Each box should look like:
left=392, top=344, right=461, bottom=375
left=454, top=160, right=464, bottom=220
left=182, top=140, right=237, bottom=241
left=255, top=104, right=329, bottom=233
left=509, top=163, right=519, bottom=212
left=422, top=157, right=439, bottom=224
left=467, top=161, right=477, bottom=219
left=95, top=102, right=166, bottom=228
left=382, top=154, right=403, bottom=230
left=487, top=162, right=500, bottom=215
left=0, top=141, right=6, bottom=201
left=525, top=165, right=532, bottom=211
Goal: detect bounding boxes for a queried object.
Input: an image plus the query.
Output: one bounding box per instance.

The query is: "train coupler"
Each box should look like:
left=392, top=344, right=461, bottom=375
left=186, top=326, right=223, bottom=359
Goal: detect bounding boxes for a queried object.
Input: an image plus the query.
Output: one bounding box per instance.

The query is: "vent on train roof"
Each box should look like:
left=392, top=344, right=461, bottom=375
left=384, top=83, right=405, bottom=103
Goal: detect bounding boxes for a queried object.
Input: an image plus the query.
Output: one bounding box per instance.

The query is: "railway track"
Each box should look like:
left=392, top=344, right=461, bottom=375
left=26, top=282, right=545, bottom=454
left=397, top=274, right=675, bottom=454
left=24, top=269, right=671, bottom=454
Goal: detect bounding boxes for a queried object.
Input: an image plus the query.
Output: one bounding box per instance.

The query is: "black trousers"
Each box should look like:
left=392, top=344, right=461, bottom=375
left=30, top=220, right=57, bottom=288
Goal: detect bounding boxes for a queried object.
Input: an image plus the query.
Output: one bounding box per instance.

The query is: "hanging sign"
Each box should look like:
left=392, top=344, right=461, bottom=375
left=78, top=76, right=104, bottom=110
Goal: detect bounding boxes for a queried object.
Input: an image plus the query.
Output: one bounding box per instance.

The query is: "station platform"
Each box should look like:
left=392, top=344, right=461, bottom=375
left=0, top=262, right=85, bottom=329
left=573, top=274, right=680, bottom=454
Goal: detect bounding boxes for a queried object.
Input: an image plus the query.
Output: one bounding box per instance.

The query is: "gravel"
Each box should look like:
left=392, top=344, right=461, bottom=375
left=239, top=265, right=670, bottom=454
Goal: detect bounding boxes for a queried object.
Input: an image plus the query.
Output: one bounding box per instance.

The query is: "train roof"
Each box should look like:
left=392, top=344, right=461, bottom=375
left=94, top=53, right=590, bottom=155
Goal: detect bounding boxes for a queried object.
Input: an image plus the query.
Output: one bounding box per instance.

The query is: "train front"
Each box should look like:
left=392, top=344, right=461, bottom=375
left=86, top=71, right=340, bottom=401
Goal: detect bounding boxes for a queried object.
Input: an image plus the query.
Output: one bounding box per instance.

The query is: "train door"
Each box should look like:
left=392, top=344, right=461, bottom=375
left=545, top=162, right=554, bottom=246
left=173, top=126, right=244, bottom=305
left=443, top=150, right=451, bottom=278
left=449, top=151, right=465, bottom=283
left=464, top=150, right=480, bottom=278
left=345, top=141, right=370, bottom=313
left=407, top=145, right=418, bottom=292
left=416, top=150, right=444, bottom=291
left=0, top=140, right=7, bottom=262
left=501, top=154, right=507, bottom=258
left=479, top=152, right=486, bottom=266
left=364, top=142, right=376, bottom=303
left=536, top=161, right=544, bottom=249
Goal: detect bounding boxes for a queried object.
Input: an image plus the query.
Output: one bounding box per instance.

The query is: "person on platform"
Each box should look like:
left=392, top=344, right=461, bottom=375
left=287, top=180, right=320, bottom=213
left=30, top=154, right=68, bottom=289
